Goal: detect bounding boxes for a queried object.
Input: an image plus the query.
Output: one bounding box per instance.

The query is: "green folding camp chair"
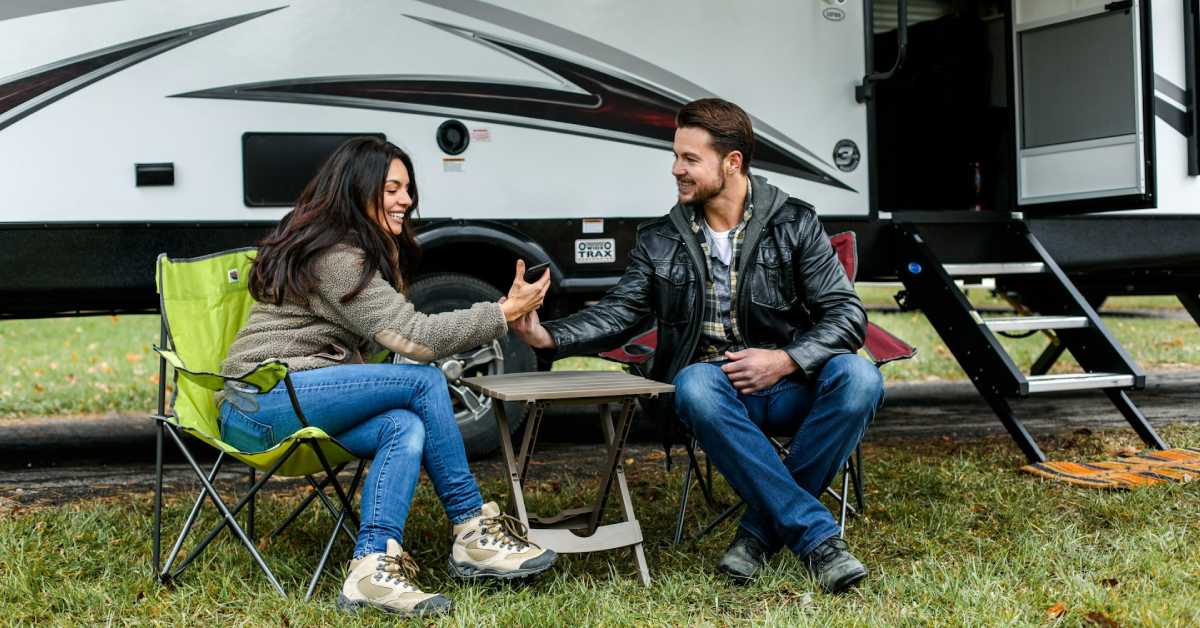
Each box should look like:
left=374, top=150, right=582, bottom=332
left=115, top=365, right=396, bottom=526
left=151, top=248, right=366, bottom=599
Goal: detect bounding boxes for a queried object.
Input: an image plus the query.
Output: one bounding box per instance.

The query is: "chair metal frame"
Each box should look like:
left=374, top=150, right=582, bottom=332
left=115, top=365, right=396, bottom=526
left=151, top=250, right=366, bottom=600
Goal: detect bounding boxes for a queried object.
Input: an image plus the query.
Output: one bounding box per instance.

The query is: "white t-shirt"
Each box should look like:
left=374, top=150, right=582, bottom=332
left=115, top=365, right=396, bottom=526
left=704, top=222, right=734, bottom=266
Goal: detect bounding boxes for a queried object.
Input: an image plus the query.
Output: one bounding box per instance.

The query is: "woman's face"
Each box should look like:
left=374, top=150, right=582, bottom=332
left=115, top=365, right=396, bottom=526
left=371, top=158, right=413, bottom=236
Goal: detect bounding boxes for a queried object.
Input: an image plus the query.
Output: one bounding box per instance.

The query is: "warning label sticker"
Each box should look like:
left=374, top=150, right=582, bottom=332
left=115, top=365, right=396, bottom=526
left=575, top=238, right=616, bottom=264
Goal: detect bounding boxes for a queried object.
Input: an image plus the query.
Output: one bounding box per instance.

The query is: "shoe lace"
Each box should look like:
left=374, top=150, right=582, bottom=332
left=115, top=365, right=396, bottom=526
left=377, top=551, right=420, bottom=589
left=808, top=537, right=848, bottom=571
left=480, top=512, right=538, bottom=551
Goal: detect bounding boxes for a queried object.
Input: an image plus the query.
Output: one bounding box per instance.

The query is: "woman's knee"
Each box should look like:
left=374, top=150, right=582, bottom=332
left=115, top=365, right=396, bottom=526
left=405, top=364, right=446, bottom=391
left=380, top=410, right=425, bottom=454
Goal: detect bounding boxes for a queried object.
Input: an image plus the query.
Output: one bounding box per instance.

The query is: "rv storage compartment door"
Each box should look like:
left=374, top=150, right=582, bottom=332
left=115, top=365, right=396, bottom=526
left=1013, top=0, right=1152, bottom=208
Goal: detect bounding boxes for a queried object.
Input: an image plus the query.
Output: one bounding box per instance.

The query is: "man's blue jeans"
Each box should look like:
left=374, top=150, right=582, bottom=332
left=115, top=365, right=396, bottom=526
left=673, top=354, right=884, bottom=558
left=218, top=363, right=484, bottom=558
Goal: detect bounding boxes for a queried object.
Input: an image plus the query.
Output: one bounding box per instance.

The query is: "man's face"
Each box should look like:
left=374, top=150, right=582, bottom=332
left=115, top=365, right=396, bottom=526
left=672, top=126, right=727, bottom=205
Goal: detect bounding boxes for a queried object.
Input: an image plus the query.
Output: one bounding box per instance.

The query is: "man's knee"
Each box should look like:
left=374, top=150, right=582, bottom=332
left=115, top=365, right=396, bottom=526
left=673, top=362, right=732, bottom=429
left=820, top=354, right=885, bottom=414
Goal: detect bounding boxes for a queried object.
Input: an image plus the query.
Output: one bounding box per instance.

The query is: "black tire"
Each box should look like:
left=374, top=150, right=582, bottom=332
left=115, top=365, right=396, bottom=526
left=405, top=273, right=534, bottom=459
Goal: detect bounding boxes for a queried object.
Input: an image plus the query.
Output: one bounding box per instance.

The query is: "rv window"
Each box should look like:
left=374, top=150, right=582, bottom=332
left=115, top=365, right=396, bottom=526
left=242, top=133, right=386, bottom=207
left=1019, top=12, right=1136, bottom=149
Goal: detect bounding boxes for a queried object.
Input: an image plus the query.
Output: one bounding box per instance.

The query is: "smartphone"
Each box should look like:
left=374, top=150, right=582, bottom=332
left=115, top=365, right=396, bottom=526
left=523, top=261, right=550, bottom=283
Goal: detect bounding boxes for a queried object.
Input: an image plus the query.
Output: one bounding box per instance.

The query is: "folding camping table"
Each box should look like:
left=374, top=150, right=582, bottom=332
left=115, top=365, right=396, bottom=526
left=461, top=370, right=674, bottom=586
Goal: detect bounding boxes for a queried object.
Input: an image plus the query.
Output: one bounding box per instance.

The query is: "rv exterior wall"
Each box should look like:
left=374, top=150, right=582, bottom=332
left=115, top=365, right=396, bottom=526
left=0, top=0, right=869, bottom=225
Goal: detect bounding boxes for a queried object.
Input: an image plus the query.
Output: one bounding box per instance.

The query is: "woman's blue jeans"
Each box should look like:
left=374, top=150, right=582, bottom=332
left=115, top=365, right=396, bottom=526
left=674, top=354, right=884, bottom=558
left=218, top=363, right=484, bottom=558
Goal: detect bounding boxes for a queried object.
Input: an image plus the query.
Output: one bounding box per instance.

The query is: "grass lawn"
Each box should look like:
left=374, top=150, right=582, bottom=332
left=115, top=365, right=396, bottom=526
left=1, top=424, right=1196, bottom=625
left=2, top=291, right=1196, bottom=419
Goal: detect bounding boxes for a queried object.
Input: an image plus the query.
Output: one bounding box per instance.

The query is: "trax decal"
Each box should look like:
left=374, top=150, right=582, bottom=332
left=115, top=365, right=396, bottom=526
left=175, top=16, right=853, bottom=191
left=0, top=7, right=283, bottom=132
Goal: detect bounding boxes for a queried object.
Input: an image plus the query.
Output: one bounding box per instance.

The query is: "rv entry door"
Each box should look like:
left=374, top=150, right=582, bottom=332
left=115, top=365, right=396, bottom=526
left=1012, top=0, right=1154, bottom=210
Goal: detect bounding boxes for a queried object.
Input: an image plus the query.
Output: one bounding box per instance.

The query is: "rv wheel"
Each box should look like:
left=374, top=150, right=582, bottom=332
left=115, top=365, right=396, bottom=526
left=404, top=273, right=533, bottom=460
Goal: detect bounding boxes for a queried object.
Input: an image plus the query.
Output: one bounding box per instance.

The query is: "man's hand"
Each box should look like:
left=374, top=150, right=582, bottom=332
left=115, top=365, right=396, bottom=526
left=720, top=348, right=797, bottom=394
left=499, top=297, right=556, bottom=349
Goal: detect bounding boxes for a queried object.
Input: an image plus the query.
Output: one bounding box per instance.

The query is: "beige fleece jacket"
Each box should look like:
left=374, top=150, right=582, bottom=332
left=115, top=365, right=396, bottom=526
left=222, top=245, right=507, bottom=377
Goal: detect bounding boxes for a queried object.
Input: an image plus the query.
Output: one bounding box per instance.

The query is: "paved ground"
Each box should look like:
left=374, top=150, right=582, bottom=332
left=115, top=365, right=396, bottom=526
left=2, top=369, right=1197, bottom=510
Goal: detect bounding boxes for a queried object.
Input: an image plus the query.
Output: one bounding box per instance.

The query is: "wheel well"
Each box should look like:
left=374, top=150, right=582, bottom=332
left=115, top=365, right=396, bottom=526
left=416, top=243, right=518, bottom=294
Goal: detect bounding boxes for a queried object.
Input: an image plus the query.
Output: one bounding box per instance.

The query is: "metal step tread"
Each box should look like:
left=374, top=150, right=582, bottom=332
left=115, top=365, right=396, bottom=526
left=983, top=315, right=1089, bottom=332
left=943, top=262, right=1045, bottom=276
left=1026, top=372, right=1134, bottom=393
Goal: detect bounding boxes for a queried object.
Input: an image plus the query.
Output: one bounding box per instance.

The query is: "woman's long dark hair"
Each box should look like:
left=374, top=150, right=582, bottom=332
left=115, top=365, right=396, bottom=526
left=249, top=137, right=422, bottom=305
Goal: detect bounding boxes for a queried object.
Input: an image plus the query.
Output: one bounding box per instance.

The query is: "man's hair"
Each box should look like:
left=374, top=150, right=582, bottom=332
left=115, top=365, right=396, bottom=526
left=675, top=98, right=754, bottom=174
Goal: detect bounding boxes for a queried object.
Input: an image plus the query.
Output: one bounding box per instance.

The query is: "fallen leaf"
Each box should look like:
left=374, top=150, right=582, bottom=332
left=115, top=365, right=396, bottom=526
left=1085, top=612, right=1119, bottom=627
left=1046, top=602, right=1067, bottom=619
left=624, top=458, right=635, bottom=466
left=1100, top=578, right=1119, bottom=588
left=125, top=353, right=144, bottom=363
left=33, top=383, right=45, bottom=393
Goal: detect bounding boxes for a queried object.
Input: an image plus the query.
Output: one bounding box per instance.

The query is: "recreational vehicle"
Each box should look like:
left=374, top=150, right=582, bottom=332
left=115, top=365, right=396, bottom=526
left=1, top=0, right=1197, bottom=459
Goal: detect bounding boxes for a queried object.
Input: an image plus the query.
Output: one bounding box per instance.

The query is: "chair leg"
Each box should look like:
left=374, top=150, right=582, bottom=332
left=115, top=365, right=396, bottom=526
left=684, top=438, right=719, bottom=509
left=673, top=450, right=695, bottom=546
left=152, top=422, right=164, bottom=579
left=852, top=444, right=865, bottom=514
left=838, top=461, right=851, bottom=538
left=162, top=451, right=227, bottom=579
left=304, top=472, right=358, bottom=544
left=247, top=467, right=256, bottom=542
left=272, top=475, right=332, bottom=540
left=307, top=440, right=361, bottom=529
left=305, top=460, right=366, bottom=601
left=693, top=501, right=744, bottom=544
left=162, top=427, right=288, bottom=597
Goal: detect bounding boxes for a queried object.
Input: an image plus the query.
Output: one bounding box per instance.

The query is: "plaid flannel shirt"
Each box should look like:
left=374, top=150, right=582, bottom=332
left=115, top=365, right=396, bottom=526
left=692, top=182, right=753, bottom=363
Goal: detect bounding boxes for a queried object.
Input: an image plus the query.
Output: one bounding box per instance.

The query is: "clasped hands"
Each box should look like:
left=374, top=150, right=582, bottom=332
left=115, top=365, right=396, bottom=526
left=498, top=259, right=551, bottom=323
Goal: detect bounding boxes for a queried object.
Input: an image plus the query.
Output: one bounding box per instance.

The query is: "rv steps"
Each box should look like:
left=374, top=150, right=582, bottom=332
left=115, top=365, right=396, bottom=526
left=1025, top=372, right=1135, bottom=393
left=943, top=262, right=1045, bottom=276
left=894, top=219, right=1166, bottom=463
left=982, top=315, right=1089, bottom=332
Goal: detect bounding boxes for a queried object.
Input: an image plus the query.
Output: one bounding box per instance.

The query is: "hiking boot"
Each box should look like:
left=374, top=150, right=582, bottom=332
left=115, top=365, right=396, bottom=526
left=805, top=536, right=867, bottom=594
left=337, top=539, right=452, bottom=617
left=448, top=502, right=557, bottom=580
left=717, top=532, right=768, bottom=582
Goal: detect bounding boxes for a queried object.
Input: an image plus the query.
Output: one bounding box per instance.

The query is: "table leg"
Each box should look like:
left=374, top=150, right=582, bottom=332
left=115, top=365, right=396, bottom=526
left=518, top=401, right=546, bottom=485
left=599, top=400, right=650, bottom=586
left=586, top=397, right=637, bottom=536
left=493, top=399, right=529, bottom=525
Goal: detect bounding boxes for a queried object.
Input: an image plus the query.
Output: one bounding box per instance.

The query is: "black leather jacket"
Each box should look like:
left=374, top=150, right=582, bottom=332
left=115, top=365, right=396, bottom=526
left=542, top=175, right=867, bottom=389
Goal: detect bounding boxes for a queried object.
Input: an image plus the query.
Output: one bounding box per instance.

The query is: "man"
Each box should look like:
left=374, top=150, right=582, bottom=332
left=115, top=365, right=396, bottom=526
left=511, top=98, right=883, bottom=594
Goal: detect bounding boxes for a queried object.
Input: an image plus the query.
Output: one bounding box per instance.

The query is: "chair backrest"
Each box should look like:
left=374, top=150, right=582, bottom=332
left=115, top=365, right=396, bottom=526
left=600, top=230, right=916, bottom=368
left=828, top=231, right=917, bottom=366
left=156, top=248, right=258, bottom=439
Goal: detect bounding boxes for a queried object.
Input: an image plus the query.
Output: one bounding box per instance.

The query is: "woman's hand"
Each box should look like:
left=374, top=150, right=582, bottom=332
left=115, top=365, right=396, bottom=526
left=499, top=259, right=550, bottom=322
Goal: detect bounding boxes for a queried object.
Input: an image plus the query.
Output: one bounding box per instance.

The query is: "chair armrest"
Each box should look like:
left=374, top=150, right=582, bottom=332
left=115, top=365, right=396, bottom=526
left=153, top=346, right=289, bottom=393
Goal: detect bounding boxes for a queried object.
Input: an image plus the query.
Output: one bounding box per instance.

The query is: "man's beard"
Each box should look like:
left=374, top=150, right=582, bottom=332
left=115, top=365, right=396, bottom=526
left=679, top=169, right=726, bottom=206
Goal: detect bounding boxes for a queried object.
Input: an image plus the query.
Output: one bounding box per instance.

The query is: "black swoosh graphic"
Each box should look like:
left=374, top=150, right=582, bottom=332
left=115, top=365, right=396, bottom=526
left=0, top=7, right=284, bottom=132
left=176, top=20, right=852, bottom=191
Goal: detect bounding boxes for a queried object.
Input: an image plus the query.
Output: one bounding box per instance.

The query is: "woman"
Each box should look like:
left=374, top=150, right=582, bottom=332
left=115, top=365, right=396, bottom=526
left=219, top=137, right=554, bottom=617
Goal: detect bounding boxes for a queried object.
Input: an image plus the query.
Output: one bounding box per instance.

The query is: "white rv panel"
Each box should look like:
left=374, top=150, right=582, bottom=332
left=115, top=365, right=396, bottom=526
left=0, top=0, right=870, bottom=224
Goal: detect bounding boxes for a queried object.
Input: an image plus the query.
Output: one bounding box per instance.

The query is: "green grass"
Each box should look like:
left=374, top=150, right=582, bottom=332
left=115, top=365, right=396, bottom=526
left=0, top=315, right=161, bottom=418
left=2, top=292, right=1197, bottom=418
left=2, top=424, right=1197, bottom=625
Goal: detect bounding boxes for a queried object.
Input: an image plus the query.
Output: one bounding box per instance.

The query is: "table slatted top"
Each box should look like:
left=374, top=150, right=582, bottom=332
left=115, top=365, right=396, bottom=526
left=461, top=370, right=675, bottom=401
